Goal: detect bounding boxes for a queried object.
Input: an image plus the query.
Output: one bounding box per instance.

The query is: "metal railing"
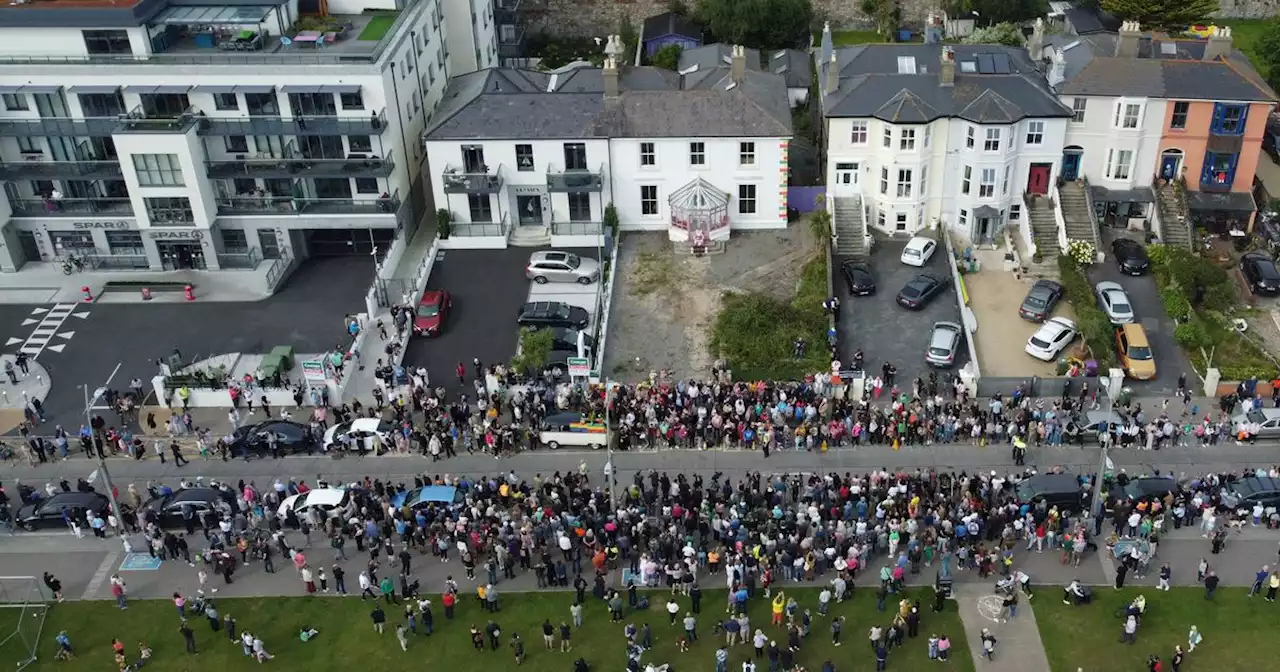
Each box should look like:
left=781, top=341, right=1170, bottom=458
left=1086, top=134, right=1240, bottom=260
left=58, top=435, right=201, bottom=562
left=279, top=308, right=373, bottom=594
left=206, top=150, right=393, bottom=179
left=442, top=164, right=503, bottom=193
left=8, top=197, right=133, bottom=217
left=452, top=213, right=509, bottom=237
left=116, top=106, right=200, bottom=134
left=551, top=220, right=603, bottom=235
left=0, top=159, right=122, bottom=180
left=85, top=252, right=149, bottom=270
left=216, top=247, right=263, bottom=270
left=499, top=26, right=528, bottom=49
left=546, top=164, right=604, bottom=192
left=216, top=190, right=400, bottom=216
left=197, top=110, right=387, bottom=136
left=265, top=250, right=294, bottom=290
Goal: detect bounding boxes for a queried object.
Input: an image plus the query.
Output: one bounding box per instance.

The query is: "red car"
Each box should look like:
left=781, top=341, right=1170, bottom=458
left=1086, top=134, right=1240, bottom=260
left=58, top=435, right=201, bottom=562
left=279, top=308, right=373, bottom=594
left=414, top=289, right=451, bottom=336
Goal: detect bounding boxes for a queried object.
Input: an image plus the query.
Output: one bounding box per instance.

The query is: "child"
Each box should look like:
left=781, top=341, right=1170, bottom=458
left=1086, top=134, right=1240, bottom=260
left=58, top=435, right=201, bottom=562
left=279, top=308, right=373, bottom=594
left=928, top=634, right=939, bottom=660
left=318, top=567, right=329, bottom=593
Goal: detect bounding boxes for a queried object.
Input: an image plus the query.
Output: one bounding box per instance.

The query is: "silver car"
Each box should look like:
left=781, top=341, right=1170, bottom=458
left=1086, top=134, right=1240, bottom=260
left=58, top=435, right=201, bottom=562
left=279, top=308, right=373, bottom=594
left=1094, top=281, right=1135, bottom=325
left=925, top=321, right=964, bottom=367
left=526, top=251, right=600, bottom=285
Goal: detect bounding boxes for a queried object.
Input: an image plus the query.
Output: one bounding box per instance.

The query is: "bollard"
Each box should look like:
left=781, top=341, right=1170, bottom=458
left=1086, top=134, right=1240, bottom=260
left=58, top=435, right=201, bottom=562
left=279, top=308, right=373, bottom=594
left=184, top=284, right=195, bottom=301
left=81, top=285, right=93, bottom=302
left=141, top=287, right=152, bottom=301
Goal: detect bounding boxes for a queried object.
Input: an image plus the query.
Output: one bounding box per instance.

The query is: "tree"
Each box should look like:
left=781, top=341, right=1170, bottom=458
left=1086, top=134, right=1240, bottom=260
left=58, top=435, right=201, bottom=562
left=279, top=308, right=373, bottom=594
left=962, top=22, right=1024, bottom=46
left=1256, top=16, right=1280, bottom=91
left=808, top=209, right=832, bottom=251
left=652, top=44, right=683, bottom=70
left=617, top=17, right=639, bottom=65
left=511, top=327, right=554, bottom=377
left=860, top=0, right=901, bottom=39
left=694, top=0, right=813, bottom=50
left=1100, top=0, right=1218, bottom=29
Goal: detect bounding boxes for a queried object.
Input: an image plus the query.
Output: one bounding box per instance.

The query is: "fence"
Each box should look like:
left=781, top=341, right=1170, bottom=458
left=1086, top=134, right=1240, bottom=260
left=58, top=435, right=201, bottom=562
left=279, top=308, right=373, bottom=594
left=976, top=375, right=1076, bottom=398
left=0, top=575, right=48, bottom=671
left=788, top=186, right=827, bottom=214
left=591, top=235, right=622, bottom=380
left=941, top=231, right=981, bottom=379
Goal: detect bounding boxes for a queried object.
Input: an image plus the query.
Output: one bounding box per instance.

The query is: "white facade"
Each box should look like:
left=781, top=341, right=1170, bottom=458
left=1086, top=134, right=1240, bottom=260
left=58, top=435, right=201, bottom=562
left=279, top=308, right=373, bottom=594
left=0, top=0, right=496, bottom=275
left=825, top=116, right=1067, bottom=238
left=441, top=0, right=500, bottom=74
left=1060, top=94, right=1166, bottom=193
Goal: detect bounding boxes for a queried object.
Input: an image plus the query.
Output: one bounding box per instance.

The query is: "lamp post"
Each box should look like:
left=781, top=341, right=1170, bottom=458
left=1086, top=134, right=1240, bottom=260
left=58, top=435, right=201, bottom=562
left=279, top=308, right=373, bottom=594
left=1089, top=371, right=1118, bottom=525
left=84, top=363, right=125, bottom=538
left=604, top=381, right=616, bottom=510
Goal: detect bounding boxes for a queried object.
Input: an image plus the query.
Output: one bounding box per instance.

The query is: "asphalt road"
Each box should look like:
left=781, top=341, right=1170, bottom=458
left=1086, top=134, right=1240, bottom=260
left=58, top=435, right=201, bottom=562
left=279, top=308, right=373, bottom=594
left=837, top=240, right=968, bottom=386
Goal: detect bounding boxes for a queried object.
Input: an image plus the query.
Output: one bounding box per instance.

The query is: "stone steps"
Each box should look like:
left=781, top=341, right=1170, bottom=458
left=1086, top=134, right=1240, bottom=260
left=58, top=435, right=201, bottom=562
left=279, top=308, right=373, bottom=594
left=833, top=196, right=866, bottom=258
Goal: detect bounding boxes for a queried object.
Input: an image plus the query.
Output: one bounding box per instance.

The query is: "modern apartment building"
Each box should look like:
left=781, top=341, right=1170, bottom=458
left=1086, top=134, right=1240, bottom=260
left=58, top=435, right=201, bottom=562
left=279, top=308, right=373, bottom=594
left=0, top=0, right=506, bottom=282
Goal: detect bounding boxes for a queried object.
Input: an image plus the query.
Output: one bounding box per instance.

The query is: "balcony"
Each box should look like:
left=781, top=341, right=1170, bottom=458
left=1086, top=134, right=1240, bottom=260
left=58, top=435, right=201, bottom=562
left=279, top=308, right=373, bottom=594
left=498, top=25, right=526, bottom=58
left=216, top=247, right=263, bottom=270
left=443, top=164, right=503, bottom=194
left=8, top=197, right=134, bottom=218
left=206, top=151, right=394, bottom=180
left=115, top=107, right=200, bottom=134
left=551, top=220, right=603, bottom=235
left=0, top=117, right=122, bottom=137
left=197, top=110, right=388, bottom=137
left=452, top=213, right=510, bottom=237
left=547, top=164, right=604, bottom=192
left=215, top=192, right=400, bottom=216
left=0, top=158, right=122, bottom=180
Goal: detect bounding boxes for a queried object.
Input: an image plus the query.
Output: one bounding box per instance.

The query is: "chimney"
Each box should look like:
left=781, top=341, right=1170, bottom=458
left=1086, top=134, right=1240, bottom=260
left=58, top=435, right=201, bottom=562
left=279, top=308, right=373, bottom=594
left=1115, top=20, right=1141, bottom=58
left=730, top=45, right=746, bottom=84
left=1203, top=25, right=1233, bottom=61
left=1027, top=17, right=1044, bottom=60
left=1047, top=48, right=1066, bottom=88
left=939, top=46, right=955, bottom=86
left=603, top=57, right=619, bottom=99
left=824, top=52, right=839, bottom=94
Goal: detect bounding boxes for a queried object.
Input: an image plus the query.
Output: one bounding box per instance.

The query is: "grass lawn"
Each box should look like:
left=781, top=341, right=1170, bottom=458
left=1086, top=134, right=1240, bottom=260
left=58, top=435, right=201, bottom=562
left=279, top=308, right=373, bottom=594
left=357, top=14, right=398, bottom=42
left=1037, top=587, right=1276, bottom=672
left=0, top=588, right=972, bottom=672
left=1219, top=19, right=1270, bottom=78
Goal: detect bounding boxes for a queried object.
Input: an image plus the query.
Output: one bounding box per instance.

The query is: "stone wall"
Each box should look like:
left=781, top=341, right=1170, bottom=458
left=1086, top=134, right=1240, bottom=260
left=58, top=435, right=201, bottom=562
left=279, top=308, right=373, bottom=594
left=1214, top=0, right=1280, bottom=19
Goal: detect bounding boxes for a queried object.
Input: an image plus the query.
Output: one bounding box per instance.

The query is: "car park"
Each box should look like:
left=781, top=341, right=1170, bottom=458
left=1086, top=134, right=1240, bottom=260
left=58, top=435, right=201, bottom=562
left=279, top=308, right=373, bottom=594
left=140, top=487, right=236, bottom=527
left=1094, top=281, right=1135, bottom=325
left=840, top=261, right=876, bottom=295
left=1230, top=408, right=1280, bottom=439
left=1024, top=316, right=1078, bottom=361
left=1240, top=251, right=1280, bottom=296
left=414, top=289, right=452, bottom=336
left=16, top=492, right=110, bottom=530
left=899, top=236, right=938, bottom=267
left=1111, top=238, right=1150, bottom=276
left=323, top=418, right=395, bottom=452
left=1018, top=279, right=1063, bottom=322
left=1015, top=474, right=1088, bottom=512
left=517, top=301, right=590, bottom=330
left=1115, top=323, right=1156, bottom=380
left=526, top=251, right=600, bottom=285
left=278, top=488, right=351, bottom=521
left=228, top=420, right=316, bottom=457
left=895, top=273, right=949, bottom=310
left=924, top=321, right=963, bottom=367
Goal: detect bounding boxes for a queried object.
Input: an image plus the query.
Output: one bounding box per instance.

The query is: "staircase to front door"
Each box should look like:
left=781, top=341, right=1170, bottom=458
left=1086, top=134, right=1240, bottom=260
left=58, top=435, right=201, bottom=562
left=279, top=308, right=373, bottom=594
left=832, top=196, right=867, bottom=258
left=1155, top=180, right=1193, bottom=250
left=1058, top=180, right=1100, bottom=251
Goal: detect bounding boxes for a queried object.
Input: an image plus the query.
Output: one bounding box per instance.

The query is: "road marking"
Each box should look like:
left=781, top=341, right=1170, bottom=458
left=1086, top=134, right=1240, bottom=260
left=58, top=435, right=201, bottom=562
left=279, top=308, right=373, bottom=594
left=57, top=331, right=75, bottom=339
left=30, top=308, right=47, bottom=315
left=21, top=318, right=37, bottom=326
left=17, top=303, right=77, bottom=358
left=47, top=344, right=65, bottom=353
left=81, top=548, right=123, bottom=600
left=4, top=337, right=19, bottom=346
left=72, top=311, right=90, bottom=319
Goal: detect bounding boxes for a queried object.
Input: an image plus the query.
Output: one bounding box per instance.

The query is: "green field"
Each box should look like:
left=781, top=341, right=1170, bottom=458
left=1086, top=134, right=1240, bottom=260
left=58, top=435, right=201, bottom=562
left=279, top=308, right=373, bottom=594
left=1219, top=19, right=1270, bottom=78
left=357, top=14, right=398, bottom=42
left=0, top=587, right=972, bottom=672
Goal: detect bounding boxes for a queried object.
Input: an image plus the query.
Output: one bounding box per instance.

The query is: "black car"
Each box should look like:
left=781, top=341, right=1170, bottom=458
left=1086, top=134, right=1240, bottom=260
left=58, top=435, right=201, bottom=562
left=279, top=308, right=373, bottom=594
left=1015, top=474, right=1088, bottom=512
left=1119, top=476, right=1177, bottom=501
left=544, top=327, right=596, bottom=354
left=1111, top=238, right=1150, bottom=275
left=841, top=261, right=876, bottom=296
left=1224, top=476, right=1280, bottom=508
left=140, top=487, right=236, bottom=527
left=895, top=273, right=949, bottom=310
left=1018, top=279, right=1063, bottom=322
left=16, top=492, right=110, bottom=530
left=229, top=420, right=316, bottom=457
left=517, top=301, right=590, bottom=330
left=1240, top=251, right=1280, bottom=296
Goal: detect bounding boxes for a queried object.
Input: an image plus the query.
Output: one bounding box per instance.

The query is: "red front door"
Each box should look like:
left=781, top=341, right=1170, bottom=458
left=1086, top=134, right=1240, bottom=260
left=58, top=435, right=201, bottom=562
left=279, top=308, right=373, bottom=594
left=1028, top=164, right=1051, bottom=195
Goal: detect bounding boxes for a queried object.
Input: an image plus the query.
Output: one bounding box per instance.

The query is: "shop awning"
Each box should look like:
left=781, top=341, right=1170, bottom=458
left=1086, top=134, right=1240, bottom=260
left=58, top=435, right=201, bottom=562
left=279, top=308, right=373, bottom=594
left=152, top=4, right=282, bottom=26
left=1090, top=185, right=1154, bottom=204
left=280, top=85, right=325, bottom=94
left=1187, top=190, right=1256, bottom=213
left=193, top=85, right=239, bottom=94
left=67, top=85, right=120, bottom=94
left=324, top=84, right=362, bottom=93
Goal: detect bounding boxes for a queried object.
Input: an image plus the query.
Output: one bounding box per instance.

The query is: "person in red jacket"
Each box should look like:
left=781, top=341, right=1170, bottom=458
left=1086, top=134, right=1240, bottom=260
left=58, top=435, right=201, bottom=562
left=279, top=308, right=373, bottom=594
left=442, top=591, right=456, bottom=619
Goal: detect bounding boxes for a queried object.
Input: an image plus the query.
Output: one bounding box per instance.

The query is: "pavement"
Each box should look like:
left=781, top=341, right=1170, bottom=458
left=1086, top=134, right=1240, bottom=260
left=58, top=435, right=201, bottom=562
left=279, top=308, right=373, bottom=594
left=963, top=254, right=1068, bottom=379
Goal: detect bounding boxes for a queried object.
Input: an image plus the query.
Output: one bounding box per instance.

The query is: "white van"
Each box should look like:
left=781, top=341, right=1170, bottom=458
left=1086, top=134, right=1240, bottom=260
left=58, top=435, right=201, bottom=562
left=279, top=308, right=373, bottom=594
left=540, top=411, right=607, bottom=449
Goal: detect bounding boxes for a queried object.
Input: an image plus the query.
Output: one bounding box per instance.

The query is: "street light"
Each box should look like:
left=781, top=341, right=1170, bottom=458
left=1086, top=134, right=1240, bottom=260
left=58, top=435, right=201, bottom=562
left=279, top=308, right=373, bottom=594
left=1089, top=370, right=1118, bottom=524
left=604, top=381, right=616, bottom=510
left=83, top=363, right=126, bottom=539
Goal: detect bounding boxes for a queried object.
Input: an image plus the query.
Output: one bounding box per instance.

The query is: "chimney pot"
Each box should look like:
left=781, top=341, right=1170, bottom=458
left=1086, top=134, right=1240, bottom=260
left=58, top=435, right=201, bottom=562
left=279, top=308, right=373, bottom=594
left=1203, top=25, right=1234, bottom=61
left=939, top=46, right=955, bottom=86
left=730, top=44, right=746, bottom=84
left=824, top=52, right=839, bottom=94
left=1114, top=20, right=1141, bottom=58
left=603, top=57, right=619, bottom=99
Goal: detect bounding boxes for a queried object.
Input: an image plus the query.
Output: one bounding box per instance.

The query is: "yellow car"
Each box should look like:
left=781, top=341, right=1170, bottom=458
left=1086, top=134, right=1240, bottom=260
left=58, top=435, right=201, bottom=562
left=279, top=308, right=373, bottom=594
left=1115, top=323, right=1156, bottom=380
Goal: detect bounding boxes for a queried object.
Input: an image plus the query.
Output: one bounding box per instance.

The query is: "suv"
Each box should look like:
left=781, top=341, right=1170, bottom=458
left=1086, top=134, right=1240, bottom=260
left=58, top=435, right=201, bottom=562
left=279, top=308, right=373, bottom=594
left=526, top=251, right=600, bottom=285
left=517, top=301, right=590, bottom=330
left=1115, top=323, right=1155, bottom=380
left=1015, top=474, right=1088, bottom=512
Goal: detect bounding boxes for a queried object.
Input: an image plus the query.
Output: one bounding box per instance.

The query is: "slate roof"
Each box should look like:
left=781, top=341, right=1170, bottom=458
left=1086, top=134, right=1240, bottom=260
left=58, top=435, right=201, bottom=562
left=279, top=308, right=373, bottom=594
left=1044, top=33, right=1277, bottom=102
left=1063, top=6, right=1121, bottom=35
left=642, top=11, right=703, bottom=42
left=820, top=44, right=1071, bottom=122
left=678, top=43, right=812, bottom=90
left=424, top=64, right=792, bottom=141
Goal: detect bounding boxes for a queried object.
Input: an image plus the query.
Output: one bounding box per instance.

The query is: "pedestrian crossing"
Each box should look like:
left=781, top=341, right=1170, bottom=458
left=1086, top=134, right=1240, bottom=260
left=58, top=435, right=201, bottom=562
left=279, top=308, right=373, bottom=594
left=11, top=303, right=84, bottom=358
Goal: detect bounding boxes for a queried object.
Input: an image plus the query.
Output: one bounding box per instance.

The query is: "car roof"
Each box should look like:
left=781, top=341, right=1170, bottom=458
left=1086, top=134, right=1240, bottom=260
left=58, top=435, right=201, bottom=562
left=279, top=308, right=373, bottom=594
left=842, top=260, right=870, bottom=271
left=45, top=492, right=107, bottom=506
left=299, top=488, right=347, bottom=506
left=1242, top=408, right=1280, bottom=422
left=1122, top=477, right=1176, bottom=498
left=1232, top=476, right=1280, bottom=496
left=351, top=418, right=385, bottom=432
left=169, top=488, right=227, bottom=503
left=1119, top=323, right=1149, bottom=345
left=1114, top=238, right=1141, bottom=249
left=905, top=237, right=933, bottom=249
left=1032, top=279, right=1061, bottom=290
left=1095, top=281, right=1124, bottom=293
left=1019, top=474, right=1080, bottom=494
left=532, top=251, right=572, bottom=262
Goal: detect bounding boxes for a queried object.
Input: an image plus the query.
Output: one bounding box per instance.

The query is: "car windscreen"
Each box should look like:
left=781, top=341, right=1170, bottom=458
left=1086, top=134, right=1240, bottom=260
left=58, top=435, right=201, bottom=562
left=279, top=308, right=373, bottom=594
left=901, top=284, right=923, bottom=298
left=1015, top=482, right=1035, bottom=500
left=1128, top=345, right=1153, bottom=360
left=565, top=254, right=581, bottom=269
left=1024, top=294, right=1048, bottom=309
left=417, top=303, right=439, bottom=317
left=1029, top=333, right=1052, bottom=348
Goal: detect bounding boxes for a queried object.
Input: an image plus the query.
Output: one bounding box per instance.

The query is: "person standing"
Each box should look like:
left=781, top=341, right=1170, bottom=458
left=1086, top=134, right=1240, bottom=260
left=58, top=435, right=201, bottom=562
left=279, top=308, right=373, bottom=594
left=179, top=620, right=197, bottom=654
left=371, top=605, right=386, bottom=634
left=830, top=616, right=844, bottom=646
left=1267, top=570, right=1280, bottom=602
left=1248, top=565, right=1269, bottom=597
left=1158, top=563, right=1172, bottom=591
left=1203, top=571, right=1220, bottom=600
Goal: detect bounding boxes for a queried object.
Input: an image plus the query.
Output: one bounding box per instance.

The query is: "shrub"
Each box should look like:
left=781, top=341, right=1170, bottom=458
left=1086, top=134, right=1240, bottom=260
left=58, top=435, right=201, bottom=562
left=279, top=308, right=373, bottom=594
left=435, top=208, right=452, bottom=239
left=1145, top=242, right=1170, bottom=269
left=652, top=44, right=682, bottom=70
left=511, top=327, right=555, bottom=376
left=1160, top=285, right=1191, bottom=322
left=603, top=203, right=620, bottom=240
left=710, top=256, right=829, bottom=380
left=1174, top=319, right=1212, bottom=351
left=1066, top=239, right=1095, bottom=267
left=1056, top=255, right=1116, bottom=368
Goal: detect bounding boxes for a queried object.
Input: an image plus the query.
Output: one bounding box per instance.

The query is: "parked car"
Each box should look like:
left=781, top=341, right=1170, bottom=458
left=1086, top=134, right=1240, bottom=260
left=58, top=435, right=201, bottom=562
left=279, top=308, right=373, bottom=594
left=924, top=321, right=964, bottom=367
left=16, top=492, right=110, bottom=530
left=1014, top=473, right=1088, bottom=512
left=323, top=418, right=395, bottom=452
left=1094, top=281, right=1135, bottom=325
left=278, top=488, right=351, bottom=521
left=1115, top=323, right=1156, bottom=380
left=1111, top=238, right=1150, bottom=275
left=1230, top=408, right=1280, bottom=439
left=1221, top=476, right=1280, bottom=509
left=228, top=420, right=316, bottom=457
left=1119, top=477, right=1177, bottom=501
left=140, top=487, right=236, bottom=527
left=1018, top=279, right=1063, bottom=322
left=899, top=236, right=938, bottom=267
left=1024, top=316, right=1078, bottom=361
left=542, top=349, right=592, bottom=379
left=895, top=273, right=949, bottom=310
left=1240, top=251, right=1280, bottom=296
left=840, top=261, right=876, bottom=296
left=526, top=251, right=600, bottom=285
left=517, top=301, right=590, bottom=330
left=544, top=327, right=595, bottom=354
left=413, top=289, right=452, bottom=336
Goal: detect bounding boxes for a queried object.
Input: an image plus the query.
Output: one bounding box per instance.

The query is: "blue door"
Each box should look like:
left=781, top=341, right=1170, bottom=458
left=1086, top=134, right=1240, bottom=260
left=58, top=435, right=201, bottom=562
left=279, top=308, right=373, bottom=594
left=1160, top=154, right=1180, bottom=180
left=1061, top=151, right=1082, bottom=181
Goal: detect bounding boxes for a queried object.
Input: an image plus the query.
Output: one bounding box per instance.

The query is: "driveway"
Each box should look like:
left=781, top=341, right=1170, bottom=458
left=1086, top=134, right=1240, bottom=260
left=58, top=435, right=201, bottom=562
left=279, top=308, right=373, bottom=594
left=836, top=239, right=968, bottom=386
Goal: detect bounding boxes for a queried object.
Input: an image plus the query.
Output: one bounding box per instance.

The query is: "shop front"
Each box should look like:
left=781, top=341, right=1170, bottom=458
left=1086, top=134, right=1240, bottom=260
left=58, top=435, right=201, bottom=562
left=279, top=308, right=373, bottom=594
left=0, top=217, right=226, bottom=273
left=149, top=229, right=219, bottom=271
left=1089, top=186, right=1154, bottom=230
left=1185, top=191, right=1256, bottom=235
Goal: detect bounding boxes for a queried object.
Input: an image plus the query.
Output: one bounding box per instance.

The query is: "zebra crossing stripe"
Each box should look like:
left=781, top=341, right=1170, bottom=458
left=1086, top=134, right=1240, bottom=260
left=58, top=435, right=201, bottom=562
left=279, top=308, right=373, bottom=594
left=17, top=303, right=78, bottom=358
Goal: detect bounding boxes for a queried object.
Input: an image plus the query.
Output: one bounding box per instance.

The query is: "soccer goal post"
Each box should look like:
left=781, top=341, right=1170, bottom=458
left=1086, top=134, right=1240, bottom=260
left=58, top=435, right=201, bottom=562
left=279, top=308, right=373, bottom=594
left=0, top=576, right=49, bottom=671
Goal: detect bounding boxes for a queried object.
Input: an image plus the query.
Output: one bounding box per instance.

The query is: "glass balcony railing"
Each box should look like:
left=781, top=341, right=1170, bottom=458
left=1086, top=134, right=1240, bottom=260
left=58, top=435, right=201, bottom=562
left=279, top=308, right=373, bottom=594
left=442, top=164, right=503, bottom=194
left=0, top=159, right=122, bottom=180
left=551, top=220, right=603, bottom=235
left=196, top=110, right=388, bottom=136
left=216, top=192, right=400, bottom=216
left=9, top=197, right=133, bottom=217
left=116, top=106, right=200, bottom=134
left=452, top=213, right=510, bottom=237
left=216, top=247, right=263, bottom=270
left=547, top=164, right=604, bottom=192
left=206, top=151, right=393, bottom=180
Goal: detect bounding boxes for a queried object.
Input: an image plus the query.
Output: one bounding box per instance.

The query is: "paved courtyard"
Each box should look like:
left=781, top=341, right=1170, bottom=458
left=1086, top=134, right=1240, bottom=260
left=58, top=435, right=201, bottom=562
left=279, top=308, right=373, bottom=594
left=963, top=256, right=1073, bottom=378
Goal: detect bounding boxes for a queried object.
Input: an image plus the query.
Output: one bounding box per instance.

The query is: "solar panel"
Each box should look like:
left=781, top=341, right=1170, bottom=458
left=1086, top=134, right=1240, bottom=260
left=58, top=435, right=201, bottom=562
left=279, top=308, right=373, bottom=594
left=992, top=53, right=1010, bottom=74
left=976, top=54, right=994, bottom=74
